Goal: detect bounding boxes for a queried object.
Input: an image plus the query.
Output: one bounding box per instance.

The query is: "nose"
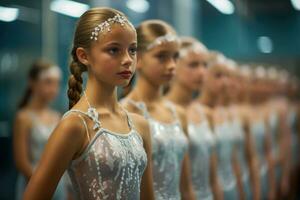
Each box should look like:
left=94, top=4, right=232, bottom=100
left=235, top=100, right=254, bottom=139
left=198, top=66, right=207, bottom=76
left=121, top=51, right=134, bottom=68
left=166, top=58, right=176, bottom=73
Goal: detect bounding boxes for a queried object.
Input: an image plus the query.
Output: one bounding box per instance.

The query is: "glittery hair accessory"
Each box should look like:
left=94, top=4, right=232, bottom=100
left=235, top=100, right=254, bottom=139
left=90, top=14, right=134, bottom=41
left=179, top=43, right=207, bottom=58
left=39, top=66, right=62, bottom=80
left=146, top=34, right=179, bottom=50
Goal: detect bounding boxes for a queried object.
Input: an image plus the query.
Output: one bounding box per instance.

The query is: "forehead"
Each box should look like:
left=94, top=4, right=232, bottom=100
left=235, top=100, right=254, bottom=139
left=149, top=41, right=180, bottom=54
left=95, top=24, right=137, bottom=46
left=188, top=50, right=209, bottom=60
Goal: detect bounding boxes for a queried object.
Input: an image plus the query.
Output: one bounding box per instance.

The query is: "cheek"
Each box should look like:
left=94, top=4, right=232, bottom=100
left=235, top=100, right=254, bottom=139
left=143, top=60, right=164, bottom=77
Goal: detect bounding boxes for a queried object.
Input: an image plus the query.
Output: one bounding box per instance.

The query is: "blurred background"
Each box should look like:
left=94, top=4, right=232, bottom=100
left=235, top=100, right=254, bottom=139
left=0, top=0, right=299, bottom=199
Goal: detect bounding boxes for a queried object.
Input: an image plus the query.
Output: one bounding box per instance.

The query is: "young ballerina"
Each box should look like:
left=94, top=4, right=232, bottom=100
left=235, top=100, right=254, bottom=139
left=226, top=65, right=254, bottom=200
left=247, top=66, right=278, bottom=199
left=121, top=20, right=195, bottom=200
left=208, top=58, right=241, bottom=200
left=23, top=7, right=154, bottom=200
left=13, top=60, right=66, bottom=200
left=166, top=37, right=221, bottom=200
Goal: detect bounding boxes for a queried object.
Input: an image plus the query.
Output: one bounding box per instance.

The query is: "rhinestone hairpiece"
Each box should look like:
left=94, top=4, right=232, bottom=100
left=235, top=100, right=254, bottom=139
left=146, top=34, right=179, bottom=50
left=90, top=14, right=134, bottom=41
left=179, top=43, right=208, bottom=58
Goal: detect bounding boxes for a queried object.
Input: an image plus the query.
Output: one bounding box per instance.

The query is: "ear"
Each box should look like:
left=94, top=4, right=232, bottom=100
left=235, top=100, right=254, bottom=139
left=76, top=47, right=90, bottom=66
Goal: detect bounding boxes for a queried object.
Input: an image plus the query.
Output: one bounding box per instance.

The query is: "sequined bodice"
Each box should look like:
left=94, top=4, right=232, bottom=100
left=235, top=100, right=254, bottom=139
left=231, top=117, right=249, bottom=181
left=128, top=100, right=188, bottom=200
left=215, top=121, right=237, bottom=191
left=250, top=120, right=267, bottom=175
left=64, top=108, right=147, bottom=200
left=188, top=115, right=214, bottom=200
left=28, top=112, right=57, bottom=167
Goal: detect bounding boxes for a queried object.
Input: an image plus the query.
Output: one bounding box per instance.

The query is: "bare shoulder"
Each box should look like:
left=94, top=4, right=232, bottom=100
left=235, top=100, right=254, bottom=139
left=15, top=109, right=33, bottom=127
left=15, top=109, right=31, bottom=121
left=52, top=113, right=87, bottom=150
left=127, top=112, right=150, bottom=139
left=120, top=98, right=144, bottom=116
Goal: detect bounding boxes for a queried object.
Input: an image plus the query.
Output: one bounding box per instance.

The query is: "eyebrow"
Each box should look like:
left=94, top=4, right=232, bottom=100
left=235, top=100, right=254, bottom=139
left=104, top=41, right=137, bottom=46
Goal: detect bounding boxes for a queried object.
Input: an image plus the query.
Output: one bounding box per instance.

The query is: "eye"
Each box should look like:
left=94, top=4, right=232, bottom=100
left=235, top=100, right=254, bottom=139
left=156, top=54, right=168, bottom=62
left=202, top=61, right=208, bottom=68
left=128, top=46, right=137, bottom=56
left=173, top=52, right=179, bottom=61
left=107, top=47, right=120, bottom=55
left=188, top=61, right=199, bottom=68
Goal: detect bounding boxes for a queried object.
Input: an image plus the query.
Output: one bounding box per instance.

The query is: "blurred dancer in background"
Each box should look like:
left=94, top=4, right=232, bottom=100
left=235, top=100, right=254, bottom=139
left=13, top=59, right=66, bottom=200
left=122, top=20, right=196, bottom=200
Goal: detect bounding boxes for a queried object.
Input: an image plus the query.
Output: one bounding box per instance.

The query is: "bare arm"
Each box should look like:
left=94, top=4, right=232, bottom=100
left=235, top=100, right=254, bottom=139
left=210, top=151, right=223, bottom=200
left=278, top=108, right=291, bottom=196
left=243, top=120, right=261, bottom=200
left=23, top=115, right=86, bottom=200
left=263, top=118, right=276, bottom=200
left=13, top=111, right=34, bottom=180
left=130, top=113, right=155, bottom=200
left=176, top=107, right=196, bottom=200
left=232, top=148, right=245, bottom=200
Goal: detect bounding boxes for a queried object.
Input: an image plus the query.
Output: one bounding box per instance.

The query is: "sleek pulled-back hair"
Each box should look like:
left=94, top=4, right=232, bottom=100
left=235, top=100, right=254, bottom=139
left=135, top=20, right=177, bottom=52
left=67, top=7, right=130, bottom=109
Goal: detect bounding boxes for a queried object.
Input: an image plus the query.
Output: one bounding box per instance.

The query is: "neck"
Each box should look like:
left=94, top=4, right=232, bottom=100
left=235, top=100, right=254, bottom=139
left=27, top=94, right=48, bottom=111
left=166, top=81, right=194, bottom=107
left=198, top=89, right=215, bottom=108
left=85, top=79, right=119, bottom=112
left=130, top=75, right=163, bottom=103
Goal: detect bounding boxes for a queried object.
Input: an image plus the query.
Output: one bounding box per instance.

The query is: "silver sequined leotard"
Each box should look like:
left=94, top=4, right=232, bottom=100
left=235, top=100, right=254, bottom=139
left=127, top=100, right=188, bottom=200
left=63, top=106, right=147, bottom=200
left=188, top=104, right=215, bottom=200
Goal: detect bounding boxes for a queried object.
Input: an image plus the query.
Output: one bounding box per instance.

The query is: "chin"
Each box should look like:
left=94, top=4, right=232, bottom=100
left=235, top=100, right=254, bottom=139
left=116, top=80, right=131, bottom=87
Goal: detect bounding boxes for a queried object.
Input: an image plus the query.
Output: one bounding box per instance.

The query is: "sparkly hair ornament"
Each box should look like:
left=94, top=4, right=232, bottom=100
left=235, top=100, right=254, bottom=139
left=39, top=65, right=62, bottom=80
left=179, top=42, right=208, bottom=58
left=90, top=14, right=134, bottom=41
left=146, top=33, right=179, bottom=50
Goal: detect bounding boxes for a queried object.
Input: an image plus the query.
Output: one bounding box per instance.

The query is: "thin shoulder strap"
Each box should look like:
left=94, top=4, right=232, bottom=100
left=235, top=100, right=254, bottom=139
left=77, top=114, right=91, bottom=142
left=63, top=109, right=102, bottom=131
left=62, top=110, right=91, bottom=142
left=125, top=99, right=151, bottom=119
left=120, top=106, right=135, bottom=130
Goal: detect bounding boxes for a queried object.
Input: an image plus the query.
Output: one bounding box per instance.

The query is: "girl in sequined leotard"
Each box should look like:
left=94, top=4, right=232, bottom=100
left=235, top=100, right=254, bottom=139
left=23, top=7, right=154, bottom=200
left=122, top=20, right=196, bottom=200
left=13, top=60, right=66, bottom=200
left=165, top=37, right=218, bottom=200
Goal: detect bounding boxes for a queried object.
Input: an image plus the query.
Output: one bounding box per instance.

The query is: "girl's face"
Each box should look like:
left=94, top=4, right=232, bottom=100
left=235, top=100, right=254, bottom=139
left=32, top=72, right=61, bottom=102
left=85, top=25, right=137, bottom=87
left=175, top=50, right=209, bottom=91
left=204, top=63, right=228, bottom=96
left=137, top=41, right=179, bottom=87
left=226, top=70, right=241, bottom=102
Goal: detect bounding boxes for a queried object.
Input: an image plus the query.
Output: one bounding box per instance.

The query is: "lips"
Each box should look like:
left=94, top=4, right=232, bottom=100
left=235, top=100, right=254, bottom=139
left=117, top=70, right=132, bottom=79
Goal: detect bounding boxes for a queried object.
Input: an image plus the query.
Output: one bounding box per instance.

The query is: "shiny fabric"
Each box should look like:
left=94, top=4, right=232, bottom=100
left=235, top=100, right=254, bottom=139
left=188, top=105, right=214, bottom=200
left=127, top=100, right=188, bottom=200
left=215, top=121, right=238, bottom=200
left=15, top=112, right=66, bottom=200
left=64, top=108, right=147, bottom=200
left=230, top=114, right=251, bottom=199
left=250, top=120, right=268, bottom=198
